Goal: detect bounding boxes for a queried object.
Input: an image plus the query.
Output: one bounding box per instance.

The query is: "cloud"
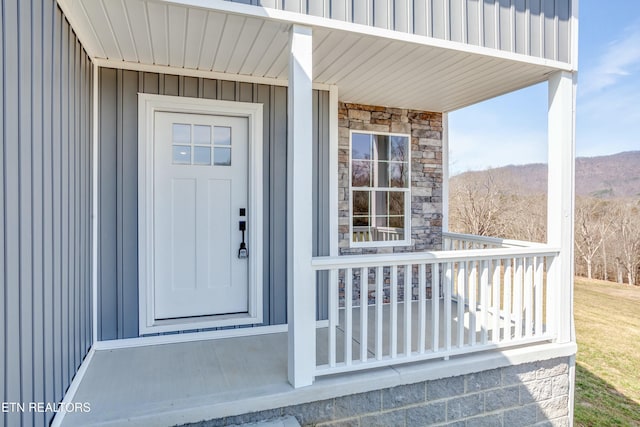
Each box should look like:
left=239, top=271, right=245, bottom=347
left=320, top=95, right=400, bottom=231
left=581, top=21, right=640, bottom=95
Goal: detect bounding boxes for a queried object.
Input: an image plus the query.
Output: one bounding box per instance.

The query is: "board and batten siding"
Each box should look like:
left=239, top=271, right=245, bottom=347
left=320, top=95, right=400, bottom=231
left=98, top=69, right=330, bottom=340
left=1, top=1, right=93, bottom=426
left=228, top=0, right=573, bottom=64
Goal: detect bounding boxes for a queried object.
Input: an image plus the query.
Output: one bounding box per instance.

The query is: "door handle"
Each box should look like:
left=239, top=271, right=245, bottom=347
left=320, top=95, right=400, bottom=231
left=238, top=221, right=248, bottom=259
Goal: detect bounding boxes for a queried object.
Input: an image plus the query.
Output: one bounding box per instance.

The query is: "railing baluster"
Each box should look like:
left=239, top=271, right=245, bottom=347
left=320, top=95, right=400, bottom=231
left=535, top=256, right=544, bottom=336
left=404, top=264, right=412, bottom=357
left=445, top=262, right=452, bottom=352
left=345, top=268, right=353, bottom=366
left=513, top=258, right=523, bottom=340
left=469, top=261, right=477, bottom=346
left=418, top=263, right=426, bottom=353
left=524, top=257, right=533, bottom=338
left=491, top=259, right=501, bottom=343
left=328, top=269, right=338, bottom=367
left=432, top=263, right=440, bottom=352
left=504, top=259, right=512, bottom=341
left=360, top=267, right=368, bottom=362
left=391, top=265, right=398, bottom=358
left=457, top=261, right=466, bottom=348
left=480, top=260, right=489, bottom=345
left=547, top=256, right=556, bottom=337
left=375, top=266, right=383, bottom=361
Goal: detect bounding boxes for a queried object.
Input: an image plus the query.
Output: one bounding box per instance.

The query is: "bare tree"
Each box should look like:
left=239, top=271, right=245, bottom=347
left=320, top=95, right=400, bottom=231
left=574, top=198, right=613, bottom=279
left=618, top=203, right=640, bottom=285
left=448, top=168, right=639, bottom=286
left=601, top=237, right=609, bottom=282
left=610, top=201, right=640, bottom=285
left=504, top=194, right=547, bottom=243
left=449, top=170, right=509, bottom=237
left=615, top=256, right=625, bottom=284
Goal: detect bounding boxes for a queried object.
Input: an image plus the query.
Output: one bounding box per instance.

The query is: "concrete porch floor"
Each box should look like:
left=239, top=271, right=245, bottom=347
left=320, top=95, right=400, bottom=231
left=61, top=301, right=528, bottom=427
left=63, top=333, right=293, bottom=426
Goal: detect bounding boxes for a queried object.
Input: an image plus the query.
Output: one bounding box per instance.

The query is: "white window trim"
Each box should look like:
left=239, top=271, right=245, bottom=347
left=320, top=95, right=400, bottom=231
left=138, top=93, right=263, bottom=335
left=349, top=129, right=412, bottom=248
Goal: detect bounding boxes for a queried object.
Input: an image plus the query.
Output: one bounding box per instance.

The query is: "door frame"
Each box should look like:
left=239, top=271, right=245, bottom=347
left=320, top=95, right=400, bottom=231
left=138, top=93, right=263, bottom=334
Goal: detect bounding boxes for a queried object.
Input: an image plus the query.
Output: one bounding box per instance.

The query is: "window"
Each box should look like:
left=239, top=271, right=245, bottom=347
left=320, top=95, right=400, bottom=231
left=350, top=131, right=411, bottom=246
left=171, top=123, right=232, bottom=166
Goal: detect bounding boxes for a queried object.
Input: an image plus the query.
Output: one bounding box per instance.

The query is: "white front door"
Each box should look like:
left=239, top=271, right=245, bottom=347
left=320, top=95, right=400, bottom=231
left=153, top=111, right=249, bottom=320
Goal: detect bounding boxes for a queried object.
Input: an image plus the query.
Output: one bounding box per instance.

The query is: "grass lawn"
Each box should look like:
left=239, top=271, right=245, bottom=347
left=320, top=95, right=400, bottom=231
left=574, top=277, right=640, bottom=426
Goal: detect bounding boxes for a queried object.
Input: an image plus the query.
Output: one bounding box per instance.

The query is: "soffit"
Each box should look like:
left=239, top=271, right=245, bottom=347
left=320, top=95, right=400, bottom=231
left=60, top=0, right=560, bottom=111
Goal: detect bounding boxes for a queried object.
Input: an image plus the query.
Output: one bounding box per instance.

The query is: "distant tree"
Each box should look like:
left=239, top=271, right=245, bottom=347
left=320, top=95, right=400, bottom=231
left=600, top=238, right=610, bottom=282
left=504, top=194, right=546, bottom=243
left=574, top=198, right=613, bottom=280
left=449, top=170, right=508, bottom=237
left=613, top=201, right=640, bottom=285
left=615, top=256, right=625, bottom=284
left=448, top=168, right=639, bottom=286
left=449, top=169, right=547, bottom=242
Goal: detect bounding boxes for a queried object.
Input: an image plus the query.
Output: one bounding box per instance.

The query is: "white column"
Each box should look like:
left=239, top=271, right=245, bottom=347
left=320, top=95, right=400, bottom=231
left=547, top=70, right=576, bottom=344
left=287, top=24, right=315, bottom=388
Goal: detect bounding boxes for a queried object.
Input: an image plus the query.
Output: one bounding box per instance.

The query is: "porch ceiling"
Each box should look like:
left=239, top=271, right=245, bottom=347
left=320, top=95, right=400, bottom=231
left=60, top=0, right=565, bottom=111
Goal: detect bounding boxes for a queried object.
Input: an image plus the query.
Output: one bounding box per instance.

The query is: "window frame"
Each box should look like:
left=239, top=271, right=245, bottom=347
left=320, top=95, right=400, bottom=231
left=349, top=129, right=412, bottom=248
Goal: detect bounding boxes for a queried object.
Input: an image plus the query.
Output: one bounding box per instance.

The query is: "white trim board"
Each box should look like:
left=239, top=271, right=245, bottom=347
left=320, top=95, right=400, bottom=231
left=50, top=348, right=97, bottom=427
left=138, top=94, right=264, bottom=334
left=441, top=112, right=449, bottom=233
left=329, top=86, right=339, bottom=257
left=95, top=324, right=289, bottom=350
left=91, top=58, right=334, bottom=91
left=93, top=321, right=330, bottom=351
left=91, top=63, right=99, bottom=345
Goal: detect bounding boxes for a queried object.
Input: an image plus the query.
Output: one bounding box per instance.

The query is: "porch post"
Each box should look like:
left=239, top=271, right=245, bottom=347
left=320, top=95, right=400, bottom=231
left=287, top=24, right=315, bottom=388
left=547, top=71, right=576, bottom=344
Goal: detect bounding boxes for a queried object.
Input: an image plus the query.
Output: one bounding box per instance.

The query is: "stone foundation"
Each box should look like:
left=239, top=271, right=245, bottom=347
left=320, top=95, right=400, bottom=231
left=185, top=357, right=571, bottom=427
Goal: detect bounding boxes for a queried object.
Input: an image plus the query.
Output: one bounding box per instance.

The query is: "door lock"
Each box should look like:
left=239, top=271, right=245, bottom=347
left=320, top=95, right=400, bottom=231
left=238, top=221, right=248, bottom=259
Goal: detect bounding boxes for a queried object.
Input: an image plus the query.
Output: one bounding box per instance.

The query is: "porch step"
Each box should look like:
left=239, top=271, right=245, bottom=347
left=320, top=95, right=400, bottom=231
left=231, top=416, right=301, bottom=427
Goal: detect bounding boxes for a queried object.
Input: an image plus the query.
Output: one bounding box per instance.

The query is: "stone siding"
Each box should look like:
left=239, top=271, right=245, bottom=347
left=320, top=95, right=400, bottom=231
left=185, top=357, right=571, bottom=427
left=338, top=102, right=443, bottom=256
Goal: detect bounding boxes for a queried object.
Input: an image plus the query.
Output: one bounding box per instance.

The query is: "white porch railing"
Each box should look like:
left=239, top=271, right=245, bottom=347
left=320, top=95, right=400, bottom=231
left=353, top=226, right=404, bottom=242
left=443, top=231, right=546, bottom=250
left=311, top=240, right=559, bottom=376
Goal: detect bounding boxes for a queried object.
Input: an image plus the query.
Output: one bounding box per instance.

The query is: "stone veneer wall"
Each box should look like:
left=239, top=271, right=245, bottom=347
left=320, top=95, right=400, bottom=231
left=186, top=357, right=571, bottom=427
left=338, top=102, right=443, bottom=256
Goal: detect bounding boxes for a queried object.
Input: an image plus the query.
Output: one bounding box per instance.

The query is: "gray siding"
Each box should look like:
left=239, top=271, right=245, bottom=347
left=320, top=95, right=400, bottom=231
left=228, top=0, right=573, bottom=63
left=98, top=70, right=330, bottom=339
left=313, top=91, right=331, bottom=320
left=1, top=1, right=93, bottom=426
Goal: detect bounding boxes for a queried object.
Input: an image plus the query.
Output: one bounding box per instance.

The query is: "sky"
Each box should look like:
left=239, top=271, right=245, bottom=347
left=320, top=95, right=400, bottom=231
left=448, top=0, right=640, bottom=174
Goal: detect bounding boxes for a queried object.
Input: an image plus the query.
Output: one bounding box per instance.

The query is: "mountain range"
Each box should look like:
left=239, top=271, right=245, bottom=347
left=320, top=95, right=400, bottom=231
left=451, top=151, right=640, bottom=198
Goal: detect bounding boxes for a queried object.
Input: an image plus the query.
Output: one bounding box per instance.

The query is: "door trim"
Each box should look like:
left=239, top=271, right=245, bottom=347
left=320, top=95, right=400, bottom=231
left=138, top=93, right=263, bottom=335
